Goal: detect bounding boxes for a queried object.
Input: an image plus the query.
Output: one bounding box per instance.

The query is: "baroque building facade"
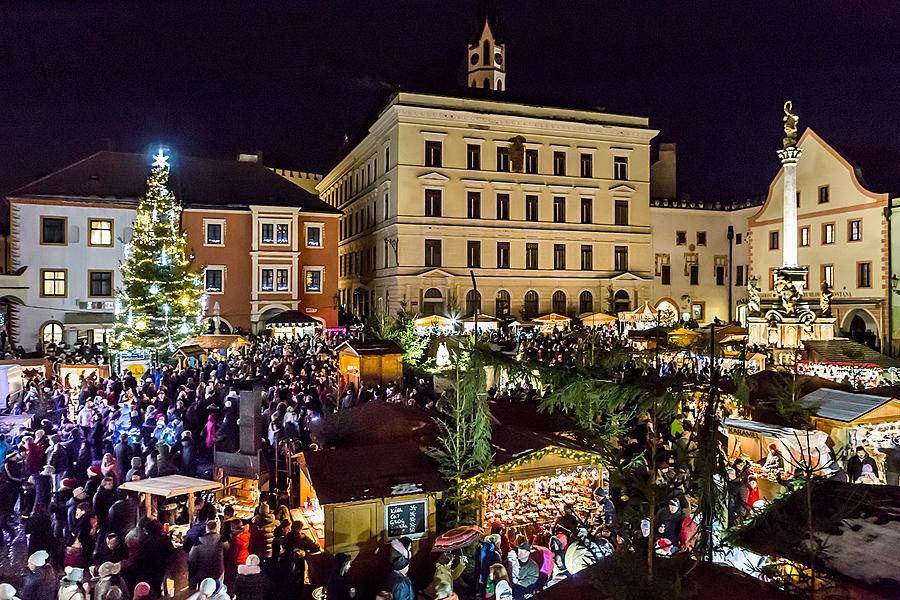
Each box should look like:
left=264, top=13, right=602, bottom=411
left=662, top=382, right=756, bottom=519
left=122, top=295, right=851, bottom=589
left=318, top=91, right=659, bottom=321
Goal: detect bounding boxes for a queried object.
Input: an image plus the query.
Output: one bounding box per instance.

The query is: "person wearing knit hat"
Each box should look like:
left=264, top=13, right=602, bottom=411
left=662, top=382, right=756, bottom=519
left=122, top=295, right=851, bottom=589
left=58, top=567, right=86, bottom=600
left=22, top=551, right=53, bottom=600
left=0, top=583, right=20, bottom=600
left=233, top=554, right=272, bottom=600
left=27, top=551, right=48, bottom=568
left=186, top=578, right=229, bottom=600
left=132, top=583, right=152, bottom=600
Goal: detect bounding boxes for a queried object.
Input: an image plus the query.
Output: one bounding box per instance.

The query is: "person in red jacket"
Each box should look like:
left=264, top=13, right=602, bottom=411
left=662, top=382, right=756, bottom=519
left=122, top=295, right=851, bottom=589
left=745, top=476, right=761, bottom=511
left=224, top=522, right=251, bottom=591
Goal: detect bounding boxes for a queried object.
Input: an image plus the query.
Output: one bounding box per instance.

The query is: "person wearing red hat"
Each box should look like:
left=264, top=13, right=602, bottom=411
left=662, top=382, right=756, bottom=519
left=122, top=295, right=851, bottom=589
left=84, top=466, right=102, bottom=499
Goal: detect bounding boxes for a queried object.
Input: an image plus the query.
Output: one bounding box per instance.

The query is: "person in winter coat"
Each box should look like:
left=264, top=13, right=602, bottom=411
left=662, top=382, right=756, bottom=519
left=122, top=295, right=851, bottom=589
left=387, top=545, right=413, bottom=600
left=93, top=533, right=127, bottom=566
left=510, top=542, right=540, bottom=597
left=114, top=435, right=132, bottom=475
left=93, top=562, right=129, bottom=600
left=21, top=551, right=56, bottom=600
left=249, top=504, right=276, bottom=559
left=878, top=437, right=900, bottom=486
left=477, top=535, right=502, bottom=599
left=26, top=504, right=54, bottom=559
left=180, top=432, right=198, bottom=477
left=106, top=492, right=139, bottom=542
left=745, top=476, right=762, bottom=510
left=725, top=468, right=748, bottom=527
left=188, top=521, right=228, bottom=589
left=847, top=446, right=878, bottom=483
left=147, top=445, right=178, bottom=479
left=325, top=553, right=354, bottom=600
left=32, top=465, right=54, bottom=515
left=57, top=567, right=86, bottom=600
left=93, top=479, right=117, bottom=530
left=655, top=498, right=684, bottom=552
left=185, top=579, right=229, bottom=600
left=224, top=523, right=250, bottom=591
left=232, top=555, right=272, bottom=600
left=124, top=458, right=143, bottom=483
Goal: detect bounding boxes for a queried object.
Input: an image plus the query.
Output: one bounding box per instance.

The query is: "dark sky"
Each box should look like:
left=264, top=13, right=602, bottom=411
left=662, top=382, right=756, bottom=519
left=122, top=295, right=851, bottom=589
left=2, top=1, right=900, bottom=200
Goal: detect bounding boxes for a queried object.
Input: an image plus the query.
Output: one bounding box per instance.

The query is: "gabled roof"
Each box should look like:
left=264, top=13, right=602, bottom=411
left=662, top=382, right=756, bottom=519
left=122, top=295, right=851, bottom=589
left=801, top=388, right=893, bottom=423
left=8, top=151, right=340, bottom=214
left=803, top=339, right=898, bottom=369
left=732, top=480, right=900, bottom=598
left=335, top=339, right=404, bottom=356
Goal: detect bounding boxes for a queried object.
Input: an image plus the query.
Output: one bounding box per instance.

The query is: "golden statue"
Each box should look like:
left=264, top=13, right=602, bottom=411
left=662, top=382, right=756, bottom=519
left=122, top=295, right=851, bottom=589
left=782, top=100, right=799, bottom=149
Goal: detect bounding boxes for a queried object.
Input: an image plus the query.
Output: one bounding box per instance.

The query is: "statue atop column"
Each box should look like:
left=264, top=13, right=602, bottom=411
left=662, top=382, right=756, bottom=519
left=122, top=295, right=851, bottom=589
left=747, top=276, right=761, bottom=316
left=819, top=280, right=834, bottom=317
left=773, top=271, right=801, bottom=316
left=782, top=100, right=799, bottom=149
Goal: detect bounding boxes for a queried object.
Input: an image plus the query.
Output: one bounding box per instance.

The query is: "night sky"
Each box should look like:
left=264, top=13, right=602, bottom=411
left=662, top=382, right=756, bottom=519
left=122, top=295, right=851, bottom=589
left=2, top=1, right=900, bottom=200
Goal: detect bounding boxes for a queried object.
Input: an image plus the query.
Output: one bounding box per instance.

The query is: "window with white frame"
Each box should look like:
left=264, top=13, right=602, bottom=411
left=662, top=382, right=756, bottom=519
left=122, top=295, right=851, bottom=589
left=306, top=223, right=323, bottom=248
left=276, top=269, right=289, bottom=291
left=204, top=268, right=224, bottom=293
left=205, top=220, right=225, bottom=246
left=261, top=223, right=275, bottom=244
left=305, top=267, right=323, bottom=293
left=276, top=223, right=290, bottom=244
left=260, top=269, right=274, bottom=291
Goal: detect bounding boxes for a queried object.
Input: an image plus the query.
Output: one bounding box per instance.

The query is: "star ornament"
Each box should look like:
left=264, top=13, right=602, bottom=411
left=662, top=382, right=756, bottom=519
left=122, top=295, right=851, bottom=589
left=152, top=147, right=170, bottom=169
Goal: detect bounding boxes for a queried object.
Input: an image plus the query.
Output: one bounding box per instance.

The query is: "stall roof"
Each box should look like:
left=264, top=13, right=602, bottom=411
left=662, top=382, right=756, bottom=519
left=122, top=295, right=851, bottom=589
left=801, top=388, right=893, bottom=423
left=803, top=339, right=899, bottom=369
left=118, top=474, right=222, bottom=498
left=731, top=480, right=900, bottom=598
left=335, top=339, right=404, bottom=356
left=724, top=418, right=809, bottom=438
left=489, top=424, right=594, bottom=466
left=308, top=402, right=440, bottom=449
left=264, top=310, right=318, bottom=327
left=303, top=441, right=445, bottom=504
left=181, top=335, right=250, bottom=350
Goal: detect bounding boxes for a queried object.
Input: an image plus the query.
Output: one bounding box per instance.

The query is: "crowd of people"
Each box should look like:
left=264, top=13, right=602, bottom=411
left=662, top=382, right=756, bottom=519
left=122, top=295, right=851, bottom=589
left=0, top=332, right=450, bottom=600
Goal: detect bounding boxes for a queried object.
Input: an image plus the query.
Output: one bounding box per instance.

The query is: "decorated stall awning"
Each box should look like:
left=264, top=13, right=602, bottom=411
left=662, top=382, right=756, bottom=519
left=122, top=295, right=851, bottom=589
left=532, top=313, right=571, bottom=326
left=579, top=312, right=617, bottom=327
left=618, top=301, right=658, bottom=324
left=414, top=315, right=453, bottom=329
left=180, top=334, right=250, bottom=352
left=265, top=310, right=319, bottom=328
left=119, top=474, right=222, bottom=498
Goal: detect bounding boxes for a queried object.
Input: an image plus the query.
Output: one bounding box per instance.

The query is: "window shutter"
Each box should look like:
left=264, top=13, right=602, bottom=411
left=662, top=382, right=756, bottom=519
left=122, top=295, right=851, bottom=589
left=69, top=225, right=80, bottom=243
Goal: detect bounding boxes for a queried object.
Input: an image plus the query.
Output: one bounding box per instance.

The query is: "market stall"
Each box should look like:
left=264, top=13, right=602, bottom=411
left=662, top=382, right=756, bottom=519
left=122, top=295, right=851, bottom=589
left=724, top=418, right=831, bottom=501
left=295, top=440, right=444, bottom=557
left=578, top=312, right=617, bottom=328
left=335, top=339, right=403, bottom=387
left=176, top=335, right=250, bottom=368
left=619, top=301, right=659, bottom=331
left=118, top=475, right=222, bottom=545
left=532, top=313, right=571, bottom=334
left=265, top=310, right=321, bottom=338
left=798, top=339, right=899, bottom=389
left=414, top=314, right=455, bottom=335
left=0, top=358, right=52, bottom=380
left=464, top=426, right=605, bottom=538
left=59, top=363, right=110, bottom=389
left=801, top=388, right=900, bottom=469
left=460, top=313, right=499, bottom=333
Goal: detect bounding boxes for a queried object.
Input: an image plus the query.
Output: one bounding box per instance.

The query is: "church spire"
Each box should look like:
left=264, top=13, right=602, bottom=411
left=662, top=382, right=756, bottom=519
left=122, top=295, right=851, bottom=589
left=467, top=1, right=505, bottom=91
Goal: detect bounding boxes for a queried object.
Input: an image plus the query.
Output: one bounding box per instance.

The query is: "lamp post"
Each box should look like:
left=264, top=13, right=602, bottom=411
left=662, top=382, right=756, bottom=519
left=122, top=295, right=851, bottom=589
left=727, top=225, right=734, bottom=323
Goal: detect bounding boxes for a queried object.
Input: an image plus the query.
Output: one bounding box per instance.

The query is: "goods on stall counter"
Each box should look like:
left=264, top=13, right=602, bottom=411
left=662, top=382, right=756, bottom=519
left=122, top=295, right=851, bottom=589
left=218, top=496, right=256, bottom=520
left=851, top=422, right=900, bottom=453
left=482, top=470, right=600, bottom=529
left=169, top=524, right=189, bottom=547
left=748, top=463, right=790, bottom=482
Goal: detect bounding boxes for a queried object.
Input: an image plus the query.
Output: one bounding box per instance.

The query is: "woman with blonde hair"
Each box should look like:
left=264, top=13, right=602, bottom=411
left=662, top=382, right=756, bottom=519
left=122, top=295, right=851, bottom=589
left=486, top=563, right=512, bottom=600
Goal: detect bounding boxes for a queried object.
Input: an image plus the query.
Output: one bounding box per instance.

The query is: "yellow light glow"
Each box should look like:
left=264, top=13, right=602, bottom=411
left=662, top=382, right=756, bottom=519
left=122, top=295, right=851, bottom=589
left=135, top=319, right=148, bottom=331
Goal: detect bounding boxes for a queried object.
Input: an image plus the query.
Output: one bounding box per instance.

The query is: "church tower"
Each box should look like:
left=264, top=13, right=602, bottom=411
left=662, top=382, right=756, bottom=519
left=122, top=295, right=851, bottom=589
left=467, top=1, right=505, bottom=91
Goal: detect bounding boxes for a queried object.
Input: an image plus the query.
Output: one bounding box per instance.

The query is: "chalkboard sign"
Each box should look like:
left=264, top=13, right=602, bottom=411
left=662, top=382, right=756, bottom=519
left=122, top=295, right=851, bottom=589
left=385, top=499, right=427, bottom=539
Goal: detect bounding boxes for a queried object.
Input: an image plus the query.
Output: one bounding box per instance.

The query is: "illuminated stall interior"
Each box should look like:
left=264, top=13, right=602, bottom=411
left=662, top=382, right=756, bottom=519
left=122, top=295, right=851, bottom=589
left=265, top=310, right=321, bottom=338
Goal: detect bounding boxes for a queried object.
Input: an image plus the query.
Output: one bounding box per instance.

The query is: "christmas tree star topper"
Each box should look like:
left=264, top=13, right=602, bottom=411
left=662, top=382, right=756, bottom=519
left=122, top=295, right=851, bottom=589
left=151, top=147, right=170, bottom=169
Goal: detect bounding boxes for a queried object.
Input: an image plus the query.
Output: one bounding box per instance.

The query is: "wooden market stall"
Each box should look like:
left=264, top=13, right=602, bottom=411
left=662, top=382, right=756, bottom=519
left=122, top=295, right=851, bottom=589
left=467, top=426, right=605, bottom=537
left=619, top=301, right=659, bottom=330
left=265, top=310, right=321, bottom=338
left=295, top=440, right=444, bottom=557
left=578, top=312, right=617, bottom=328
left=801, top=387, right=900, bottom=466
left=532, top=313, right=571, bottom=334
left=724, top=418, right=832, bottom=501
left=413, top=314, right=455, bottom=335
left=60, top=363, right=110, bottom=389
left=176, top=334, right=250, bottom=367
left=119, top=475, right=222, bottom=544
left=460, top=313, right=499, bottom=332
left=335, top=339, right=403, bottom=387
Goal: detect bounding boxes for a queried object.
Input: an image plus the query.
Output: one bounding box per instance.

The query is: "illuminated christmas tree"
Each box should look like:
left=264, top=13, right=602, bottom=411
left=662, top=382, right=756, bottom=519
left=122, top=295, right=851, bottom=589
left=113, top=148, right=205, bottom=354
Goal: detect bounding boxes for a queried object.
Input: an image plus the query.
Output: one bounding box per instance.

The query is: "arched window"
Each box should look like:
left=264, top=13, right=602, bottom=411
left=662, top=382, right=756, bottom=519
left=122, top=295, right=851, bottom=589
left=614, top=290, right=631, bottom=313
left=579, top=291, right=594, bottom=315
left=495, top=290, right=511, bottom=317
left=422, top=288, right=444, bottom=316
left=496, top=79, right=503, bottom=91
left=552, top=290, right=567, bottom=314
left=483, top=40, right=491, bottom=64
left=41, top=321, right=63, bottom=345
left=524, top=290, right=539, bottom=317
left=465, top=289, right=481, bottom=316
left=484, top=77, right=490, bottom=89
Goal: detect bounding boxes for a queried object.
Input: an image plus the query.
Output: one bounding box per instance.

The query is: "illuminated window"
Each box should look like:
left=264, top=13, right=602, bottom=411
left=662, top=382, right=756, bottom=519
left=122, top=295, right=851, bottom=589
left=41, top=322, right=63, bottom=345
left=276, top=224, right=289, bottom=244
left=823, top=223, right=835, bottom=245
left=261, top=269, right=274, bottom=291
left=306, top=224, right=323, bottom=248
left=800, top=226, right=810, bottom=247
left=276, top=269, right=289, bottom=291
left=89, top=219, right=113, bottom=246
left=41, top=269, right=67, bottom=297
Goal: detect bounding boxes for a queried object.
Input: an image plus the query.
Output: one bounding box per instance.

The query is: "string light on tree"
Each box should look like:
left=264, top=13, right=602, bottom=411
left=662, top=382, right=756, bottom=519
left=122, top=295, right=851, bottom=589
left=113, top=146, right=204, bottom=357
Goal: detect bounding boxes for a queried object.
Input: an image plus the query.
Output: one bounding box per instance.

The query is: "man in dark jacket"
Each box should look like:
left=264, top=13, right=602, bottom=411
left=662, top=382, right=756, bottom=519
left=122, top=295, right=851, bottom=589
left=847, top=446, right=878, bottom=482
left=249, top=503, right=276, bottom=558
left=93, top=532, right=128, bottom=565
left=93, top=477, right=118, bottom=530
left=181, top=431, right=198, bottom=476
left=114, top=433, right=132, bottom=471
left=233, top=554, right=272, bottom=600
left=878, top=438, right=900, bottom=486
left=106, top=491, right=140, bottom=541
left=188, top=520, right=229, bottom=588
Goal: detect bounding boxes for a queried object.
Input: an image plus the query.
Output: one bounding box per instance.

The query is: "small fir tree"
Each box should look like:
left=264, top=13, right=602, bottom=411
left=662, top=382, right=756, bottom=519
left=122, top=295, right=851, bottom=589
left=113, top=148, right=204, bottom=355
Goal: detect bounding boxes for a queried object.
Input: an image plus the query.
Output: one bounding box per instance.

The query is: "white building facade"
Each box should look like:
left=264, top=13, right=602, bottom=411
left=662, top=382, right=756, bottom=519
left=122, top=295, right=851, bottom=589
left=318, top=91, right=659, bottom=321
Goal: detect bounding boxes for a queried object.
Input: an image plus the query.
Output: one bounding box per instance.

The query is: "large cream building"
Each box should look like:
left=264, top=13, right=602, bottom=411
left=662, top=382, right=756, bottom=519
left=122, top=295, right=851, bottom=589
left=748, top=128, right=890, bottom=350
left=319, top=89, right=659, bottom=321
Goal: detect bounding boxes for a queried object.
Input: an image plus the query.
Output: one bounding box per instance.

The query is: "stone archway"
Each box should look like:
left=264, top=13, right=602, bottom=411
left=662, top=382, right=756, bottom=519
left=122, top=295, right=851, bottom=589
left=841, top=308, right=879, bottom=349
